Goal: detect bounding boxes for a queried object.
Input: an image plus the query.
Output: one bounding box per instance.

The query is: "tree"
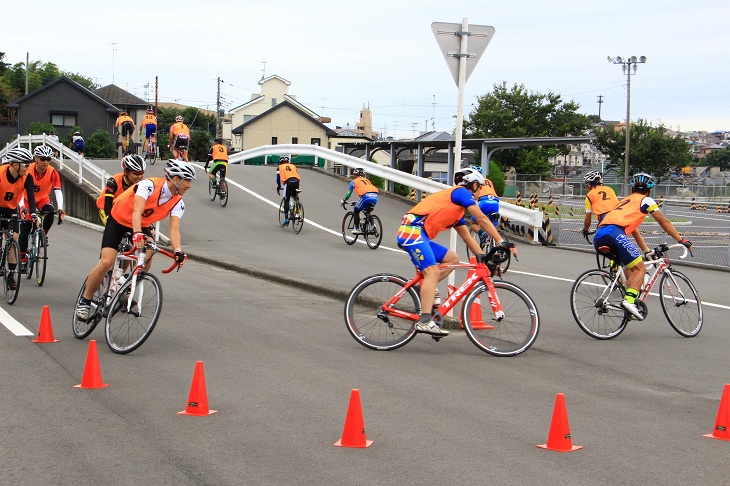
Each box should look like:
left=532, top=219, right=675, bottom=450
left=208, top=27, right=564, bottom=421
left=156, top=106, right=215, bottom=161
left=26, top=122, right=55, bottom=135
left=86, top=129, right=116, bottom=158
left=705, top=147, right=730, bottom=171
left=464, top=82, right=591, bottom=177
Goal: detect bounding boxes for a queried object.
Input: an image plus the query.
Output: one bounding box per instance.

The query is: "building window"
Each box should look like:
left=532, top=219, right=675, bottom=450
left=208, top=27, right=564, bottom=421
left=272, top=137, right=278, bottom=145
left=243, top=114, right=253, bottom=122
left=311, top=138, right=320, bottom=146
left=271, top=98, right=277, bottom=106
left=51, top=113, right=77, bottom=127
left=292, top=137, right=298, bottom=144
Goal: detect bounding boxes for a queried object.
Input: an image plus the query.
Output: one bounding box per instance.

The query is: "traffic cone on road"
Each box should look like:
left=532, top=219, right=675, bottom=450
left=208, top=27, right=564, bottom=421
left=31, top=305, right=59, bottom=343
left=334, top=389, right=373, bottom=448
left=537, top=393, right=582, bottom=452
left=74, top=340, right=109, bottom=389
left=704, top=384, right=730, bottom=441
left=178, top=361, right=217, bottom=416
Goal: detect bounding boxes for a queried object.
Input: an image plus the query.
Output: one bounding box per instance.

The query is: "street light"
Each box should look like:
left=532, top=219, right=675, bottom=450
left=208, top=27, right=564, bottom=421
left=607, top=55, right=647, bottom=195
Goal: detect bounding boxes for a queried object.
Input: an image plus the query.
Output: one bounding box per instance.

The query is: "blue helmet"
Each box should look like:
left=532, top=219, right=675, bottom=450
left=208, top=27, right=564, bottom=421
left=471, top=165, right=483, bottom=174
left=630, top=173, right=655, bottom=190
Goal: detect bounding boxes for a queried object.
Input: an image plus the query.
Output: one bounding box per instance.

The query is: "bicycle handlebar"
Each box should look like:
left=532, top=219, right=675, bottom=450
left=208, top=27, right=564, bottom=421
left=646, top=243, right=689, bottom=260
left=123, top=241, right=185, bottom=273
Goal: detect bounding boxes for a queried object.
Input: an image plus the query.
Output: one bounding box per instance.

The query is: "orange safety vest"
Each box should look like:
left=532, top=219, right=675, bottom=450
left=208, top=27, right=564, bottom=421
left=0, top=165, right=28, bottom=209
left=170, top=122, right=190, bottom=138
left=96, top=173, right=127, bottom=210
left=115, top=115, right=134, bottom=128
left=599, top=192, right=656, bottom=235
left=353, top=176, right=379, bottom=196
left=585, top=185, right=619, bottom=217
left=210, top=143, right=229, bottom=162
left=110, top=178, right=182, bottom=227
left=408, top=187, right=469, bottom=238
left=477, top=179, right=498, bottom=199
left=140, top=114, right=157, bottom=127
left=278, top=163, right=300, bottom=183
left=29, top=163, right=61, bottom=203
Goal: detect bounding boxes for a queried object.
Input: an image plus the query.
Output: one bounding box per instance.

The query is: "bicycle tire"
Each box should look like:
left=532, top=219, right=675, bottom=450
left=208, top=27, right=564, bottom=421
left=35, top=229, right=47, bottom=287
left=485, top=230, right=511, bottom=275
left=465, top=228, right=485, bottom=259
left=570, top=269, right=628, bottom=339
left=149, top=142, right=157, bottom=165
left=364, top=214, right=383, bottom=250
left=659, top=270, right=702, bottom=337
left=3, top=238, right=20, bottom=305
left=344, top=273, right=420, bottom=350
left=72, top=272, right=110, bottom=339
left=219, top=180, right=228, bottom=207
left=105, top=272, right=162, bottom=354
left=278, top=199, right=287, bottom=227
left=342, top=211, right=358, bottom=245
left=461, top=280, right=539, bottom=356
left=292, top=200, right=304, bottom=234
left=25, top=229, right=36, bottom=280
left=208, top=178, right=216, bottom=201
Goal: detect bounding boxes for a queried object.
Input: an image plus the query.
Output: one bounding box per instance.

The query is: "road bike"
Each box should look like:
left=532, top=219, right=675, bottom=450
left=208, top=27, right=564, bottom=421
left=341, top=201, right=382, bottom=249
left=144, top=132, right=157, bottom=165
left=208, top=170, right=228, bottom=207
left=0, top=215, right=21, bottom=304
left=582, top=229, right=614, bottom=272
left=23, top=209, right=63, bottom=287
left=465, top=219, right=511, bottom=275
left=570, top=243, right=702, bottom=340
left=278, top=189, right=304, bottom=234
left=344, top=246, right=539, bottom=357
left=72, top=235, right=184, bottom=354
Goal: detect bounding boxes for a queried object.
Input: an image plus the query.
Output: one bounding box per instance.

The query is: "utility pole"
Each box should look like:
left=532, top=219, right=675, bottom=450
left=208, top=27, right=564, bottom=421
left=111, top=43, right=117, bottom=84
left=25, top=52, right=29, bottom=95
left=216, top=77, right=223, bottom=139
left=597, top=95, right=603, bottom=121
left=154, top=76, right=159, bottom=116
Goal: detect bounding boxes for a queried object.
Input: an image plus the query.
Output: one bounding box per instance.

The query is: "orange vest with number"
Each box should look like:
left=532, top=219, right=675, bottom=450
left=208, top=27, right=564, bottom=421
left=0, top=165, right=28, bottom=209
left=599, top=192, right=651, bottom=235
left=278, top=162, right=300, bottom=182
left=96, top=173, right=126, bottom=210
left=408, top=187, right=468, bottom=238
left=141, top=114, right=157, bottom=127
left=586, top=185, right=619, bottom=218
left=477, top=179, right=498, bottom=198
left=170, top=122, right=190, bottom=138
left=210, top=143, right=229, bottom=162
left=29, top=163, right=61, bottom=202
left=111, top=178, right=182, bottom=227
left=353, top=176, right=378, bottom=196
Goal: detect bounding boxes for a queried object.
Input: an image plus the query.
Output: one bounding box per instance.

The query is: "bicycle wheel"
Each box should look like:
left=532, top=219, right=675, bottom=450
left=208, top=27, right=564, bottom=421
left=292, top=201, right=304, bottom=234
left=344, top=274, right=419, bottom=350
left=35, top=229, right=47, bottom=287
left=72, top=272, right=110, bottom=339
left=219, top=180, right=228, bottom=207
left=25, top=229, right=36, bottom=280
left=659, top=270, right=702, bottom=337
left=3, top=238, right=20, bottom=304
left=465, top=229, right=485, bottom=259
left=105, top=272, right=162, bottom=354
left=208, top=178, right=216, bottom=201
left=149, top=142, right=157, bottom=165
left=462, top=281, right=539, bottom=356
left=364, top=214, right=383, bottom=250
left=278, top=199, right=287, bottom=227
left=596, top=252, right=615, bottom=272
left=486, top=230, right=511, bottom=275
left=342, top=212, right=358, bottom=245
left=570, top=269, right=628, bottom=339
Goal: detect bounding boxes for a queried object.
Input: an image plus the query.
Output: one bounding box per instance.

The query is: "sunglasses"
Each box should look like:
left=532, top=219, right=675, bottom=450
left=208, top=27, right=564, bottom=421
left=131, top=170, right=145, bottom=176
left=20, top=162, right=32, bottom=167
left=39, top=157, right=52, bottom=162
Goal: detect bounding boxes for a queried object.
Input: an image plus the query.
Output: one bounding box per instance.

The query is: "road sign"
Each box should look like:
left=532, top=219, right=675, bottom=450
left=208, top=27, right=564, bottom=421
left=431, top=22, right=495, bottom=86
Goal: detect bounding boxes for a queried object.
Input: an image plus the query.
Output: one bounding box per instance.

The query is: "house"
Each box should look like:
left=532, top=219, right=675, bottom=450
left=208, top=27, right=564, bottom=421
left=94, top=84, right=149, bottom=127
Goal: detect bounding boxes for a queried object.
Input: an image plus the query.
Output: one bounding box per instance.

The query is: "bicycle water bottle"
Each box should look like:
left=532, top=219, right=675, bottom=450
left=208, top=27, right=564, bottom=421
left=113, top=264, right=124, bottom=290
left=642, top=272, right=651, bottom=291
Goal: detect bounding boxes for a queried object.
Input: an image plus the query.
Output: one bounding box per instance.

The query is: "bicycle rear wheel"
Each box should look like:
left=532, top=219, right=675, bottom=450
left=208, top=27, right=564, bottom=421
left=219, top=180, right=228, bottom=207
left=486, top=230, right=511, bottom=275
left=35, top=229, right=47, bottom=287
left=659, top=270, right=702, bottom=337
left=364, top=214, right=383, bottom=249
left=465, top=229, right=486, bottom=259
left=570, top=269, right=628, bottom=339
left=72, top=272, right=110, bottom=339
left=3, top=238, right=20, bottom=304
left=149, top=142, right=157, bottom=165
left=462, top=281, right=539, bottom=356
left=208, top=178, right=216, bottom=201
left=105, top=272, right=162, bottom=354
left=344, top=274, right=419, bottom=350
left=342, top=212, right=358, bottom=245
left=25, top=229, right=36, bottom=280
left=278, top=199, right=287, bottom=227
left=292, top=201, right=304, bottom=234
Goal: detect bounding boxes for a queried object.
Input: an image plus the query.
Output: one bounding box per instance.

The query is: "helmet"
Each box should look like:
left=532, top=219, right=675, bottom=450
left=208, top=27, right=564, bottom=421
left=33, top=145, right=55, bottom=158
left=146, top=108, right=154, bottom=114
left=165, top=159, right=196, bottom=181
left=353, top=168, right=365, bottom=177
left=453, top=167, right=484, bottom=187
left=49, top=130, right=56, bottom=135
left=630, top=172, right=655, bottom=190
left=74, top=131, right=81, bottom=135
left=119, top=111, right=127, bottom=116
left=583, top=170, right=603, bottom=185
left=175, top=115, right=184, bottom=123
left=121, top=154, right=146, bottom=172
left=214, top=137, right=223, bottom=144
left=471, top=165, right=483, bottom=173
left=279, top=154, right=290, bottom=162
left=5, top=147, right=34, bottom=165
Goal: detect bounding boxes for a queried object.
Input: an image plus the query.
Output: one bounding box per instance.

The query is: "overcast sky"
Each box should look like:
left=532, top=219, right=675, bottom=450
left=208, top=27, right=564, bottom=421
left=3, top=0, right=728, bottom=138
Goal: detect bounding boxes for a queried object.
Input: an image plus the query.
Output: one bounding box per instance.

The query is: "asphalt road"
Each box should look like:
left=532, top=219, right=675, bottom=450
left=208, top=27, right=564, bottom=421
left=1, top=163, right=729, bottom=485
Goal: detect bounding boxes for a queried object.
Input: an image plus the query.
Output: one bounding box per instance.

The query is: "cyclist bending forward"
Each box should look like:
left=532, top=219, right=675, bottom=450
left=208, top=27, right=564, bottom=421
left=466, top=165, right=500, bottom=243
left=396, top=167, right=517, bottom=337
left=340, top=167, right=378, bottom=235
left=582, top=170, right=619, bottom=236
left=168, top=115, right=190, bottom=161
left=276, top=154, right=299, bottom=225
left=204, top=138, right=228, bottom=182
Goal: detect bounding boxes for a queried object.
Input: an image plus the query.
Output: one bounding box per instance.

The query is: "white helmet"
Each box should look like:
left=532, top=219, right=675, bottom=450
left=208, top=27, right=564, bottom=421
left=453, top=167, right=485, bottom=186
left=5, top=147, right=34, bottom=165
left=121, top=154, right=146, bottom=172
left=33, top=145, right=55, bottom=158
left=165, top=159, right=196, bottom=180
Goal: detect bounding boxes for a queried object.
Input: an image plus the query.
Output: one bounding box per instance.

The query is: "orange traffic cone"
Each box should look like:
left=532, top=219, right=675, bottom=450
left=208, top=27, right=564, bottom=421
left=334, top=389, right=373, bottom=448
left=74, top=340, right=109, bottom=389
left=178, top=361, right=217, bottom=416
left=31, top=305, right=59, bottom=343
left=460, top=257, right=493, bottom=331
left=704, top=384, right=730, bottom=441
left=537, top=393, right=582, bottom=452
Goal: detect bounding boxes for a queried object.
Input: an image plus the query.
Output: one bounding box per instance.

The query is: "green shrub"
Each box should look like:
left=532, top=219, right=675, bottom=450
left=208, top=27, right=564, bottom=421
left=85, top=129, right=116, bottom=158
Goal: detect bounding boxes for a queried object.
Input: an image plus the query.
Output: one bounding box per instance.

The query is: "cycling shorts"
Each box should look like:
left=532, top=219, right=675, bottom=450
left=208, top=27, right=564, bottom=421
left=101, top=214, right=153, bottom=250
left=396, top=224, right=448, bottom=271
left=144, top=124, right=157, bottom=139
left=210, top=161, right=227, bottom=178
left=354, top=192, right=378, bottom=212
left=474, top=195, right=499, bottom=227
left=594, top=224, right=642, bottom=269
left=121, top=122, right=134, bottom=137
left=173, top=135, right=189, bottom=149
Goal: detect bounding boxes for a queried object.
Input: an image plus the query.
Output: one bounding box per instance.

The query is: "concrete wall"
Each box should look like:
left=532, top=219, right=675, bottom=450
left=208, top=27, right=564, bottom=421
left=56, top=163, right=103, bottom=225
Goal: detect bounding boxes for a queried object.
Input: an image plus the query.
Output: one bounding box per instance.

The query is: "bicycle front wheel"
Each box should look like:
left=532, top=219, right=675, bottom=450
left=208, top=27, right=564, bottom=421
left=344, top=274, right=420, bottom=350
left=208, top=178, right=216, bottom=201
left=25, top=230, right=36, bottom=280
left=149, top=144, right=157, bottom=165
left=72, top=272, right=110, bottom=339
left=659, top=270, right=702, bottom=337
left=364, top=214, right=383, bottom=250
left=219, top=180, right=228, bottom=207
left=35, top=229, right=47, bottom=287
left=3, top=238, right=20, bottom=304
left=462, top=281, right=539, bottom=356
left=486, top=230, right=511, bottom=275
left=292, top=201, right=304, bottom=234
left=105, top=272, right=162, bottom=354
left=342, top=212, right=358, bottom=245
left=570, top=269, right=628, bottom=339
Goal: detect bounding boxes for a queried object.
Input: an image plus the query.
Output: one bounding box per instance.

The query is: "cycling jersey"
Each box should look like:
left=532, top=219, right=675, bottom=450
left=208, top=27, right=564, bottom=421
left=96, top=173, right=130, bottom=210
left=140, top=114, right=157, bottom=128
left=277, top=162, right=300, bottom=184
left=207, top=143, right=229, bottom=162
left=111, top=178, right=184, bottom=227
left=477, top=179, right=498, bottom=199
left=0, top=164, right=31, bottom=210
left=585, top=185, right=619, bottom=220
left=170, top=122, right=190, bottom=139
left=29, top=163, right=62, bottom=207
left=352, top=177, right=379, bottom=196
left=403, top=186, right=475, bottom=239
left=599, top=192, right=658, bottom=235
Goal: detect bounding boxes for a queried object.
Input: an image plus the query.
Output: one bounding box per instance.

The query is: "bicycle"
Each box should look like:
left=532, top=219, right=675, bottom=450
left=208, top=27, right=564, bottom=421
left=278, top=189, right=304, bottom=234
left=582, top=229, right=614, bottom=272
left=72, top=235, right=184, bottom=354
left=465, top=218, right=511, bottom=275
left=341, top=201, right=382, bottom=249
left=344, top=246, right=540, bottom=356
left=23, top=209, right=63, bottom=287
left=0, top=215, right=21, bottom=305
left=144, top=132, right=157, bottom=165
left=208, top=170, right=228, bottom=207
left=569, top=243, right=702, bottom=340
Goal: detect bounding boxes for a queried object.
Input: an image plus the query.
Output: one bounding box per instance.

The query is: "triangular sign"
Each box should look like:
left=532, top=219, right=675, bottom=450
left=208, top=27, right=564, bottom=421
left=431, top=22, right=495, bottom=86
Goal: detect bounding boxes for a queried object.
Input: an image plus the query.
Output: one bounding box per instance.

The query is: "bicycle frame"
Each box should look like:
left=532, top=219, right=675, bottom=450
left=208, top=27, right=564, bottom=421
left=119, top=242, right=180, bottom=313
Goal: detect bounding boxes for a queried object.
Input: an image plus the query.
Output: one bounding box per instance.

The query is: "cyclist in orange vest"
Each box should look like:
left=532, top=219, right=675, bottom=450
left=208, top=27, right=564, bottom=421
left=114, top=111, right=136, bottom=153
left=396, top=167, right=517, bottom=336
left=204, top=138, right=229, bottom=182
left=594, top=173, right=691, bottom=320
left=96, top=154, right=147, bottom=225
left=340, top=168, right=378, bottom=235
left=76, top=160, right=195, bottom=322
left=21, top=145, right=65, bottom=250
left=582, top=170, right=619, bottom=236
left=168, top=115, right=191, bottom=161
left=276, top=154, right=300, bottom=225
left=139, top=108, right=158, bottom=155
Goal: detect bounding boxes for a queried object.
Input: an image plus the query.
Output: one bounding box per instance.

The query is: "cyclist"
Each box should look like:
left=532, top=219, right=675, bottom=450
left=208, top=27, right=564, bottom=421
left=96, top=154, right=146, bottom=225
left=168, top=115, right=191, bottom=161
left=114, top=111, right=136, bottom=154
left=593, top=173, right=692, bottom=320
left=69, top=131, right=85, bottom=157
left=275, top=154, right=300, bottom=225
left=0, top=148, right=37, bottom=290
left=396, top=167, right=516, bottom=336
left=582, top=170, right=619, bottom=236
left=139, top=108, right=158, bottom=155
left=467, top=165, right=500, bottom=248
left=204, top=138, right=228, bottom=184
left=340, top=168, right=378, bottom=235
left=76, top=159, right=195, bottom=322
left=24, top=145, right=65, bottom=244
